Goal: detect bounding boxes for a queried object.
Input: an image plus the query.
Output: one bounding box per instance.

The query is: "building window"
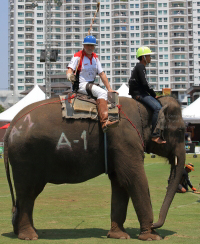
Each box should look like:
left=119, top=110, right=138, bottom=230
left=37, top=13, right=43, bottom=17
left=18, top=12, right=24, bottom=17
left=18, top=71, right=24, bottom=75
left=37, top=20, right=43, bottom=24
left=18, top=79, right=24, bottom=83
left=37, top=35, right=43, bottom=39
left=18, top=20, right=24, bottom=24
left=18, top=27, right=24, bottom=31
left=18, top=5, right=24, bottom=9
left=18, top=64, right=24, bottom=68
left=37, top=6, right=43, bottom=10
left=18, top=42, right=24, bottom=46
left=37, top=79, right=43, bottom=83
left=18, top=56, right=24, bottom=61
left=18, top=49, right=24, bottom=53
left=37, top=72, right=43, bottom=76
left=37, top=28, right=43, bottom=32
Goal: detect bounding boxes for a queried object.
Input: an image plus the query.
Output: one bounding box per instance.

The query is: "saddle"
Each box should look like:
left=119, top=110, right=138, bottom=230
left=60, top=92, right=119, bottom=122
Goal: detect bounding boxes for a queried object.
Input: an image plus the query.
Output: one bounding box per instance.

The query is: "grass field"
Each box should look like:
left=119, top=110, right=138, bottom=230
left=0, top=154, right=199, bottom=244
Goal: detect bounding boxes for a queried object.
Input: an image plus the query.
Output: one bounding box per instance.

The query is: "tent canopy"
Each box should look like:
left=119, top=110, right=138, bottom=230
left=117, top=83, right=131, bottom=98
left=0, top=85, right=45, bottom=122
left=182, top=97, right=200, bottom=124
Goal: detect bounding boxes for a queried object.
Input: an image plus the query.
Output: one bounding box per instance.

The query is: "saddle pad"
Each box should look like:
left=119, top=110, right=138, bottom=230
left=60, top=94, right=119, bottom=121
left=73, top=98, right=97, bottom=113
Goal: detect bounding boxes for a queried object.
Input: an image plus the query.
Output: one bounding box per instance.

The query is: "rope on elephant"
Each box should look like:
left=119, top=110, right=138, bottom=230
left=137, top=101, right=146, bottom=149
left=117, top=105, right=144, bottom=148
left=11, top=97, right=71, bottom=127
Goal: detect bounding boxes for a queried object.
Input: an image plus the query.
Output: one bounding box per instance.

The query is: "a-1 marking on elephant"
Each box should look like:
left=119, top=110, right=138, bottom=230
left=56, top=130, right=87, bottom=150
left=4, top=96, right=185, bottom=241
left=10, top=114, right=34, bottom=143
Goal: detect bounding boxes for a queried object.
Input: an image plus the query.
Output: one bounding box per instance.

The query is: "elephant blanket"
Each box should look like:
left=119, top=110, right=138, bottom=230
left=59, top=93, right=119, bottom=122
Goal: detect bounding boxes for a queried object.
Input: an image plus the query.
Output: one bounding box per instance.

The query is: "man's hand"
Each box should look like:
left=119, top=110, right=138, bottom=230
left=108, top=88, right=119, bottom=95
left=67, top=73, right=76, bottom=83
left=192, top=187, right=197, bottom=191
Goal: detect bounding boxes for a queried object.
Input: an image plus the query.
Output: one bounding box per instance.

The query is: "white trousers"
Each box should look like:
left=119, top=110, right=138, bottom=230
left=78, top=82, right=107, bottom=100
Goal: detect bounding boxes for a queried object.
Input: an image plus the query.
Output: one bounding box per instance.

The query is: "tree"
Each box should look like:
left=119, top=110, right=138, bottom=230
left=0, top=105, right=5, bottom=113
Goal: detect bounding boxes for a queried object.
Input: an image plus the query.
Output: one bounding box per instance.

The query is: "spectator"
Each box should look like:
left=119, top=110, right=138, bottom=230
left=177, top=163, right=196, bottom=193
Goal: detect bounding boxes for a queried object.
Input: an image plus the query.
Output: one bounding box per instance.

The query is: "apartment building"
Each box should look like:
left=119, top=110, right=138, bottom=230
left=8, top=0, right=200, bottom=104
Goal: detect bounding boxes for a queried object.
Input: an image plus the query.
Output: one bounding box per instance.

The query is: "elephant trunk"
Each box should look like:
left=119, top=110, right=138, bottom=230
left=152, top=149, right=185, bottom=229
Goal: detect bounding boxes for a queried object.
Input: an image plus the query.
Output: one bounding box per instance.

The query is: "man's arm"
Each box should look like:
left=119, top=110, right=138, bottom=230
left=99, top=72, right=115, bottom=93
left=137, top=65, right=156, bottom=97
left=186, top=175, right=194, bottom=189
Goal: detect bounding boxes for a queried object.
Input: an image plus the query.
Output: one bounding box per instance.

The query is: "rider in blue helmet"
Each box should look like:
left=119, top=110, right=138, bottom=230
left=66, top=35, right=118, bottom=132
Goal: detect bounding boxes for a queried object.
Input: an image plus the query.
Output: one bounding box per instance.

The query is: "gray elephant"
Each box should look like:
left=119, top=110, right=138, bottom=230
left=4, top=95, right=185, bottom=240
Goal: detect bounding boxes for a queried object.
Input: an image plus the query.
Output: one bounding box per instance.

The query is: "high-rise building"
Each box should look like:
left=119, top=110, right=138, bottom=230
left=8, top=0, right=200, bottom=105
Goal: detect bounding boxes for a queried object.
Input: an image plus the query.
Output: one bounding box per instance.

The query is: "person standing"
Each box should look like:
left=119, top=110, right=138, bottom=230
left=66, top=35, right=118, bottom=132
left=129, top=46, right=166, bottom=144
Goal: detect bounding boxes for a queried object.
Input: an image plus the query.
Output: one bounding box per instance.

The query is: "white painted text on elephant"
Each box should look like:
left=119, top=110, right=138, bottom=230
left=56, top=130, right=87, bottom=150
left=10, top=114, right=34, bottom=143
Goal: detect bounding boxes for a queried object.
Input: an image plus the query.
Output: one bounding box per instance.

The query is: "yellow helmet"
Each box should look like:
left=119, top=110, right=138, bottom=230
left=136, top=46, right=153, bottom=59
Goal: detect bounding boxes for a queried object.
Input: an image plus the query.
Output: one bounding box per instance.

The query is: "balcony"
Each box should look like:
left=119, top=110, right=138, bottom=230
left=26, top=34, right=34, bottom=40
left=170, top=11, right=186, bottom=17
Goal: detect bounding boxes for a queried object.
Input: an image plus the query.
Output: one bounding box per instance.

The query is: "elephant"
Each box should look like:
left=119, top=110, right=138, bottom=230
left=4, top=95, right=185, bottom=240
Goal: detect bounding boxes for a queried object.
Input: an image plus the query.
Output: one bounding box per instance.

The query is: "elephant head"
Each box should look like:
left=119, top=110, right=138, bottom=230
left=148, top=96, right=185, bottom=229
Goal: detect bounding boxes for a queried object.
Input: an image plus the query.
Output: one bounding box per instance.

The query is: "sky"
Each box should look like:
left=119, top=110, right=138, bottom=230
left=0, top=0, right=8, bottom=90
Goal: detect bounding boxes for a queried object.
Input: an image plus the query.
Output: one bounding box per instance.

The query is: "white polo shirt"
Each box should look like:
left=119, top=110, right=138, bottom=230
left=68, top=51, right=103, bottom=83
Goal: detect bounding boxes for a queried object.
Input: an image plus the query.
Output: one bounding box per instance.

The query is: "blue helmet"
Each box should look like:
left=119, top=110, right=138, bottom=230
left=82, top=35, right=98, bottom=46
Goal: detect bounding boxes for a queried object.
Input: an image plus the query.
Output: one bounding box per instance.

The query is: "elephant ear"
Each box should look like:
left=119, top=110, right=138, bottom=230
left=152, top=104, right=168, bottom=135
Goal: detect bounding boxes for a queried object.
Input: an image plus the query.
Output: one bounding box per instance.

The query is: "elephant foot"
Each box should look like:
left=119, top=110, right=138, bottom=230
left=18, top=228, right=38, bottom=240
left=107, top=222, right=130, bottom=239
left=138, top=229, right=162, bottom=241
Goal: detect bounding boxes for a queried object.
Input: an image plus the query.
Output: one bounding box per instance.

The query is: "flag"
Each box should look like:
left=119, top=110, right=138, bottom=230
left=0, top=123, right=10, bottom=129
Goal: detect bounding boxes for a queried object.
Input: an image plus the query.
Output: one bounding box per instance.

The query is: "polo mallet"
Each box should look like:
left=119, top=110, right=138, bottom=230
left=88, top=2, right=100, bottom=35
left=193, top=183, right=200, bottom=194
left=74, top=52, right=82, bottom=76
left=75, top=2, right=100, bottom=75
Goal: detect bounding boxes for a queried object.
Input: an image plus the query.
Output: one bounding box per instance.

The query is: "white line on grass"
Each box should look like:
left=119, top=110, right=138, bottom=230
left=0, top=213, right=110, bottom=221
left=0, top=194, right=11, bottom=198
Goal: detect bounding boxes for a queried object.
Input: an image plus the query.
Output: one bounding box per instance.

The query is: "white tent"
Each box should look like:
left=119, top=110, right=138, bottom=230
left=0, top=85, right=46, bottom=122
left=117, top=83, right=131, bottom=98
left=182, top=97, right=200, bottom=124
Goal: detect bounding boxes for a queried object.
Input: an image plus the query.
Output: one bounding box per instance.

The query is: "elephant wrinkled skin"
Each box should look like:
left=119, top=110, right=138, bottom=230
left=4, top=96, right=185, bottom=240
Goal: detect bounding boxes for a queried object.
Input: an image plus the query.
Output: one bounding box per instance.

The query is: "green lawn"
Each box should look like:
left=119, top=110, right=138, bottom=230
left=0, top=154, right=199, bottom=244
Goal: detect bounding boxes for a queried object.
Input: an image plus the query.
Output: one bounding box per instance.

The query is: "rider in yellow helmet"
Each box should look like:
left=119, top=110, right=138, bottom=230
left=129, top=46, right=166, bottom=144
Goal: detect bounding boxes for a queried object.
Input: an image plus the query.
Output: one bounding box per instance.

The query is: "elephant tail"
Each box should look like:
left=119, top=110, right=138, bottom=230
left=4, top=128, right=16, bottom=213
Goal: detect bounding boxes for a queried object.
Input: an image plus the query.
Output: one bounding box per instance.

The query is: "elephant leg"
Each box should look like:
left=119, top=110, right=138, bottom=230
left=126, top=166, right=162, bottom=241
left=107, top=174, right=130, bottom=239
left=13, top=182, right=45, bottom=240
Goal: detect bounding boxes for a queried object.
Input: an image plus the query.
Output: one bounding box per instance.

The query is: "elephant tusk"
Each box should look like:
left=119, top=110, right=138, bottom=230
left=175, top=156, right=178, bottom=166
